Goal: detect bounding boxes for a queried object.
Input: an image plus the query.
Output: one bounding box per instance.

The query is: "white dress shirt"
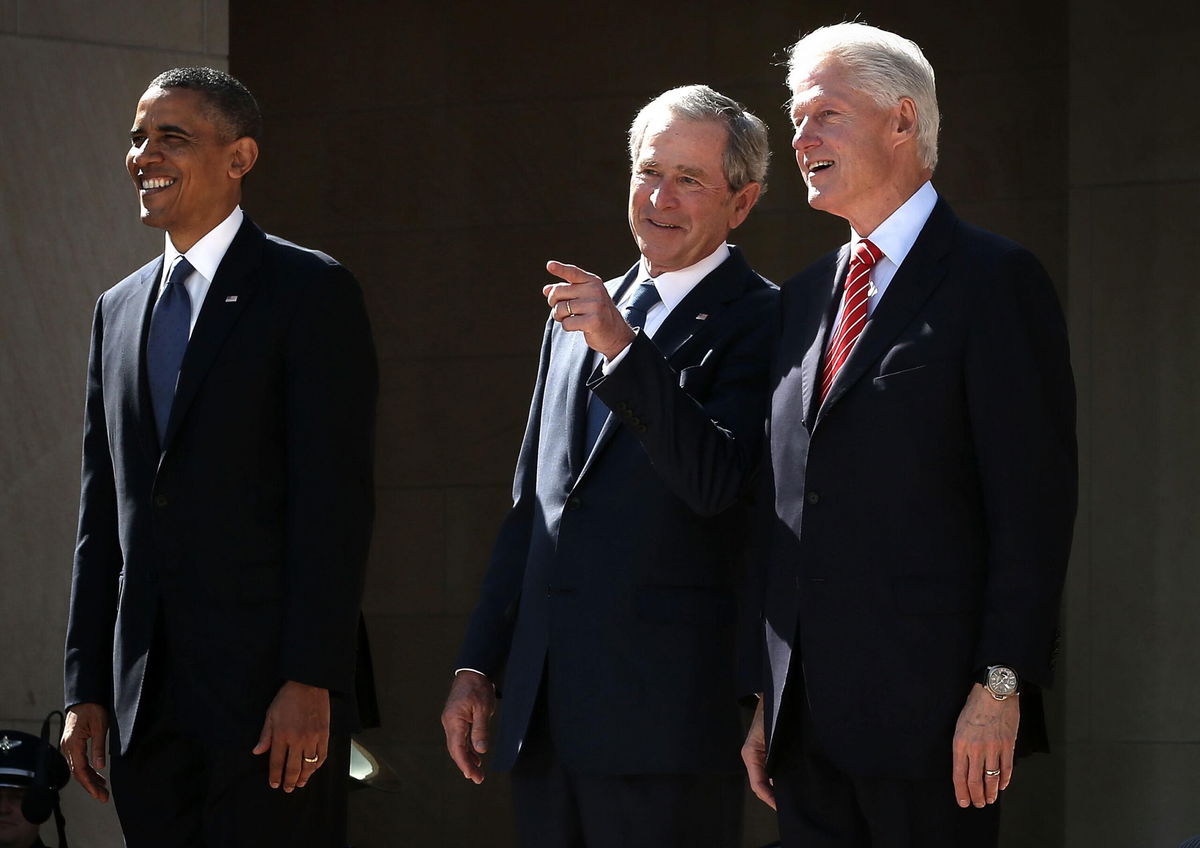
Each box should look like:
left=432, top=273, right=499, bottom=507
left=601, top=242, right=731, bottom=373
left=158, top=206, right=244, bottom=336
left=831, top=181, right=938, bottom=331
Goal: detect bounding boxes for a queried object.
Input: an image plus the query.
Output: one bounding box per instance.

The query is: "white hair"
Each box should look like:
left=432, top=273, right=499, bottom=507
left=787, top=22, right=940, bottom=170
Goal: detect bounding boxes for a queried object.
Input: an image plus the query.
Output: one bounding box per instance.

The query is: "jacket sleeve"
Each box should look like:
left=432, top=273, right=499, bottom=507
left=277, top=263, right=379, bottom=694
left=588, top=285, right=779, bottom=517
left=454, top=319, right=555, bottom=684
left=966, top=246, right=1077, bottom=686
left=64, top=295, right=123, bottom=710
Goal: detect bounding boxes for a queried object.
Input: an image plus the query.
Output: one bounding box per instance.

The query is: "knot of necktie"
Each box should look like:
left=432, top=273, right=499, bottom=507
left=622, top=281, right=662, bottom=330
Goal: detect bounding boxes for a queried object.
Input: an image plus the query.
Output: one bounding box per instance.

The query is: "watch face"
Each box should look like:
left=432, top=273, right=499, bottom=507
left=987, top=666, right=1019, bottom=696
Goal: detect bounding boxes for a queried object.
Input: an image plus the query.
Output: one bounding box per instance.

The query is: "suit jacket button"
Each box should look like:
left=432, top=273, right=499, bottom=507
left=805, top=491, right=820, bottom=505
left=566, top=496, right=581, bottom=511
left=154, top=493, right=169, bottom=507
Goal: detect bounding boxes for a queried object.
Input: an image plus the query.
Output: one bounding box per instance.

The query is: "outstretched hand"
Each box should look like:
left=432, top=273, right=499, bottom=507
left=543, top=260, right=635, bottom=360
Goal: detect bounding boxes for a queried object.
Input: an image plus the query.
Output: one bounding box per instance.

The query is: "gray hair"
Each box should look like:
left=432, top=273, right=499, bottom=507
left=628, top=84, right=770, bottom=193
left=786, top=22, right=940, bottom=170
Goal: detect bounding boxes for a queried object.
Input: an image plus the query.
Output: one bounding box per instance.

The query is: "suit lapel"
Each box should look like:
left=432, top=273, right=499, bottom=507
left=130, top=258, right=165, bottom=462
left=574, top=249, right=753, bottom=484
left=573, top=266, right=639, bottom=479
left=802, top=246, right=849, bottom=426
left=815, top=199, right=956, bottom=425
left=161, top=218, right=266, bottom=452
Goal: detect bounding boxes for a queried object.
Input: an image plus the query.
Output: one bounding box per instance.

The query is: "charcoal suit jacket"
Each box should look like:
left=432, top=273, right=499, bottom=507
left=458, top=247, right=777, bottom=774
left=758, top=198, right=1077, bottom=779
left=64, top=215, right=378, bottom=754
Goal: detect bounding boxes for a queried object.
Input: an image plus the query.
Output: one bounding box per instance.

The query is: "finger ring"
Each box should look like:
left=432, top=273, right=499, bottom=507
left=984, top=768, right=1001, bottom=777
left=303, top=755, right=319, bottom=764
left=565, top=300, right=574, bottom=317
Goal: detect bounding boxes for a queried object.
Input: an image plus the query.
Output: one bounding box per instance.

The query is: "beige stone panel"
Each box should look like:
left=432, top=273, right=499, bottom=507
left=1072, top=182, right=1200, bottom=742
left=16, top=0, right=213, bottom=53
left=204, top=0, right=227, bottom=56
left=0, top=37, right=222, bottom=730
left=1064, top=741, right=1200, bottom=847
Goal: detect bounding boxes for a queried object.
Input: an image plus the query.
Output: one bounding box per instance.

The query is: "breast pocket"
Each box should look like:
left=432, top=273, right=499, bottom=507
left=678, top=348, right=716, bottom=395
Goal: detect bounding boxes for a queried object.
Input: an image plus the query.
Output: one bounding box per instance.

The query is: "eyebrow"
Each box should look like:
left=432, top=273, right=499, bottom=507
left=636, top=158, right=710, bottom=179
left=130, top=123, right=196, bottom=139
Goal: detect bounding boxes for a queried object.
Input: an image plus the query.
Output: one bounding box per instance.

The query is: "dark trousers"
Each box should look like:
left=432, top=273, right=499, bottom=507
left=510, top=690, right=743, bottom=848
left=770, top=695, right=999, bottom=848
left=110, top=649, right=349, bottom=848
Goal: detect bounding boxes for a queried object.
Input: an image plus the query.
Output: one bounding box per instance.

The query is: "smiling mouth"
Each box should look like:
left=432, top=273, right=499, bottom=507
left=140, top=176, right=176, bottom=192
left=808, top=160, right=834, bottom=177
left=646, top=219, right=681, bottom=230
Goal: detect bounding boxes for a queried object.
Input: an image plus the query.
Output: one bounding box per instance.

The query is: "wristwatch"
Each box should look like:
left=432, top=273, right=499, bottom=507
left=979, top=665, right=1020, bottom=700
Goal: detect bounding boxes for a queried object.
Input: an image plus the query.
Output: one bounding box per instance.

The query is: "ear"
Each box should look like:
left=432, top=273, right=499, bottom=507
left=894, top=97, right=918, bottom=147
left=727, top=181, right=763, bottom=231
left=228, top=136, right=260, bottom=180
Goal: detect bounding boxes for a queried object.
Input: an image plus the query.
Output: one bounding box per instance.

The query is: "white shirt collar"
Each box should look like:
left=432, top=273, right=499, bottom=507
left=632, top=243, right=731, bottom=311
left=162, top=206, right=245, bottom=284
left=850, top=181, right=937, bottom=267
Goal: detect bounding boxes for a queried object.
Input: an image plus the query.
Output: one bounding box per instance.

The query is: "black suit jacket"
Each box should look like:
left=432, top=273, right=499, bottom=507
left=759, top=198, right=1076, bottom=779
left=64, top=216, right=378, bottom=754
left=458, top=247, right=777, bottom=774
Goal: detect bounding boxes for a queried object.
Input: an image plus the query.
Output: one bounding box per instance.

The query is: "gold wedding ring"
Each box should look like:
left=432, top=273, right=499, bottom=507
left=984, top=768, right=1001, bottom=777
left=565, top=300, right=575, bottom=317
left=303, top=755, right=320, bottom=763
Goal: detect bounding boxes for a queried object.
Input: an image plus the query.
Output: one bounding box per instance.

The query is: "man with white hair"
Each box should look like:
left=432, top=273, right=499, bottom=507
left=443, top=84, right=776, bottom=847
left=741, top=23, right=1077, bottom=846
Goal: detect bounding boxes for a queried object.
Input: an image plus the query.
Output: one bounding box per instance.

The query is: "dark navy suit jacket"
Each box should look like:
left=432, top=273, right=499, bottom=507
left=64, top=216, right=378, bottom=754
left=458, top=247, right=777, bottom=774
left=759, top=198, right=1077, bottom=779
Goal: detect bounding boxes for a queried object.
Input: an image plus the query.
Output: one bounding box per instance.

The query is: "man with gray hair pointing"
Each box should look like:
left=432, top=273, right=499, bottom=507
left=443, top=84, right=777, bottom=847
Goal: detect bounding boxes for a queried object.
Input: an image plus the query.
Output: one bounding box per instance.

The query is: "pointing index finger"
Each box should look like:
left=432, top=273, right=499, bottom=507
left=546, top=260, right=602, bottom=286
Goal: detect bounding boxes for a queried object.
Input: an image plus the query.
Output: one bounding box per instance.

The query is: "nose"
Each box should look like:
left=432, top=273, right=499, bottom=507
left=649, top=180, right=678, bottom=210
left=129, top=138, right=158, bottom=167
left=792, top=118, right=818, bottom=152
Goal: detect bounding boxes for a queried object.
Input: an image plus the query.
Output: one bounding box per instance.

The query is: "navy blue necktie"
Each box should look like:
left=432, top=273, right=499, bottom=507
left=146, top=256, right=194, bottom=445
left=584, top=280, right=662, bottom=451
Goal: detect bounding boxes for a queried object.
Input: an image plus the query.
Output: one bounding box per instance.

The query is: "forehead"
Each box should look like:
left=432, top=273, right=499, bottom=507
left=132, top=86, right=218, bottom=130
left=635, top=114, right=728, bottom=166
left=791, top=60, right=863, bottom=110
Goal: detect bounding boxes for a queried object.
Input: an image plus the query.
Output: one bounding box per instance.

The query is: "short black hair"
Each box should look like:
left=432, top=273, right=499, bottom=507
left=147, top=67, right=263, bottom=141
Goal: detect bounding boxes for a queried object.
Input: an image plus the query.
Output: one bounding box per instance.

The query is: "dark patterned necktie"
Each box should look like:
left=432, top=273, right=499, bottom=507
left=146, top=256, right=194, bottom=445
left=584, top=281, right=662, bottom=451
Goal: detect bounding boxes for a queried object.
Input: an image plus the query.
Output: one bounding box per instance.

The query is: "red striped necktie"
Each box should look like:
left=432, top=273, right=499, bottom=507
left=820, top=238, right=883, bottom=404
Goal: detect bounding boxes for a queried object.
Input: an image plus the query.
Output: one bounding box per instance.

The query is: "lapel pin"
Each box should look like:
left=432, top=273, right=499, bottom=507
left=225, top=295, right=238, bottom=303
left=695, top=313, right=708, bottom=320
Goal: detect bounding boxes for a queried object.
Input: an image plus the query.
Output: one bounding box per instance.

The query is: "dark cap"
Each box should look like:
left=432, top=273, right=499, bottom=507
left=0, top=730, right=40, bottom=787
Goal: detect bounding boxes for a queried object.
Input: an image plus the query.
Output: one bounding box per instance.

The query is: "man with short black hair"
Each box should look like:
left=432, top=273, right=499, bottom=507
left=62, top=67, right=377, bottom=847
